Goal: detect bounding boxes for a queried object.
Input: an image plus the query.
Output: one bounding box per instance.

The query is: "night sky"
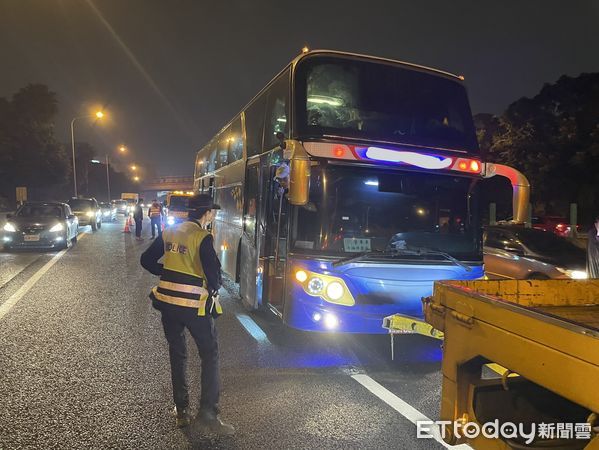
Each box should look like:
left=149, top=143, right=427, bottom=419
left=1, top=0, right=598, bottom=176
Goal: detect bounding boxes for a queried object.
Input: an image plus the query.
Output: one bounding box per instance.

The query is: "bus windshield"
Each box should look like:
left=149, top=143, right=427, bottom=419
left=168, top=196, right=189, bottom=211
left=295, top=56, right=478, bottom=153
left=291, top=165, right=481, bottom=260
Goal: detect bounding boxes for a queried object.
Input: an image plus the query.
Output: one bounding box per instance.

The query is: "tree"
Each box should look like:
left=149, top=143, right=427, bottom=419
left=0, top=84, right=71, bottom=204
left=475, top=73, right=599, bottom=222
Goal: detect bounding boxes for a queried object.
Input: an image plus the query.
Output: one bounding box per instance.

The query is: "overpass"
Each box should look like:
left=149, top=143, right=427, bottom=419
left=141, top=176, right=194, bottom=192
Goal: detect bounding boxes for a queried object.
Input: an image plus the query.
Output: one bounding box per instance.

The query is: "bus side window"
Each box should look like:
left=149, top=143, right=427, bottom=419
left=245, top=93, right=267, bottom=158
left=243, top=165, right=259, bottom=243
left=207, top=140, right=217, bottom=172
left=228, top=116, right=243, bottom=162
left=217, top=129, right=230, bottom=169
left=264, top=69, right=290, bottom=149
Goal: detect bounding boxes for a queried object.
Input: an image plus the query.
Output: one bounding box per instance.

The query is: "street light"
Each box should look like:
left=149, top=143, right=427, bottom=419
left=90, top=156, right=112, bottom=201
left=133, top=176, right=140, bottom=182
left=70, top=110, right=105, bottom=197
left=119, top=145, right=126, bottom=153
left=131, top=164, right=137, bottom=171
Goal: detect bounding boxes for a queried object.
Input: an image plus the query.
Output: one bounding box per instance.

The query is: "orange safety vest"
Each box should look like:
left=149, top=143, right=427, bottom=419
left=149, top=204, right=162, bottom=218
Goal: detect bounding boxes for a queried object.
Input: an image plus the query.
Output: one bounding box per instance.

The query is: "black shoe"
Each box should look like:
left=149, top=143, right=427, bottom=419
left=196, top=410, right=235, bottom=435
left=174, top=406, right=192, bottom=428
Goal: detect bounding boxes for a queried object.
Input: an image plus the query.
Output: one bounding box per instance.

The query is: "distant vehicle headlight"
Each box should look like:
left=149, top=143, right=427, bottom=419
left=167, top=216, right=175, bottom=225
left=307, top=277, right=324, bottom=295
left=49, top=223, right=64, bottom=232
left=3, top=222, right=17, bottom=232
left=86, top=211, right=95, bottom=217
left=557, top=267, right=588, bottom=279
left=103, top=211, right=110, bottom=216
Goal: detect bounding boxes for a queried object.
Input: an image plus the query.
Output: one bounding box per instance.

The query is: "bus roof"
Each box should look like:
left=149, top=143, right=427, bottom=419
left=291, top=49, right=464, bottom=82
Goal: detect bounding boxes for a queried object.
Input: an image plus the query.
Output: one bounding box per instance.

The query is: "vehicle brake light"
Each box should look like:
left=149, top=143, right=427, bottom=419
left=303, top=142, right=356, bottom=160
left=452, top=158, right=482, bottom=174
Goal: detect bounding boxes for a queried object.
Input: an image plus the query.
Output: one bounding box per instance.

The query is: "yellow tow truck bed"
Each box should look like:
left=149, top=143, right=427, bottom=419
left=424, top=279, right=599, bottom=449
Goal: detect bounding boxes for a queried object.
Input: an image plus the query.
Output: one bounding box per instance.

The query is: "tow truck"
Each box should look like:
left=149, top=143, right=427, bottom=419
left=384, top=279, right=599, bottom=449
left=164, top=191, right=194, bottom=226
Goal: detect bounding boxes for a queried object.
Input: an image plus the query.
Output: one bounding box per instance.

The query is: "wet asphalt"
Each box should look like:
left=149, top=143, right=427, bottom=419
left=0, top=217, right=448, bottom=449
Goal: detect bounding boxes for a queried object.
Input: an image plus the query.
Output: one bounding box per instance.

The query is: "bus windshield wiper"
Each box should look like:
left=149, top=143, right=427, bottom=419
left=403, top=245, right=472, bottom=272
left=331, top=246, right=472, bottom=272
left=332, top=249, right=390, bottom=267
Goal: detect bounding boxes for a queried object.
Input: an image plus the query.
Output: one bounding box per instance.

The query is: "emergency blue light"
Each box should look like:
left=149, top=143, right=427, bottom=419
left=363, top=147, right=453, bottom=170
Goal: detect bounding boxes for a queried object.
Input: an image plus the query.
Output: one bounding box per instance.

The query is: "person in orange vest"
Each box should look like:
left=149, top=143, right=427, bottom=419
left=140, top=194, right=234, bottom=434
left=148, top=199, right=163, bottom=239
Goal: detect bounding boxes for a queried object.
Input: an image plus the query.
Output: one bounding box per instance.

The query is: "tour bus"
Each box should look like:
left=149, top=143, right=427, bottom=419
left=194, top=50, right=486, bottom=333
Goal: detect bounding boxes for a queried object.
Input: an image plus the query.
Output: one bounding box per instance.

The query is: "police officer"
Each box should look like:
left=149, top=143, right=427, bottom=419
left=140, top=194, right=234, bottom=434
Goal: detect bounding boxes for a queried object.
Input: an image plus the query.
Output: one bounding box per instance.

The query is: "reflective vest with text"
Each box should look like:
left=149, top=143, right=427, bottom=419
left=151, top=221, right=222, bottom=316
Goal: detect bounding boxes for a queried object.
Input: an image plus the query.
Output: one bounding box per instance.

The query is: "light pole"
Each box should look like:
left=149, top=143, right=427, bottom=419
left=105, top=154, right=111, bottom=201
left=71, top=111, right=104, bottom=198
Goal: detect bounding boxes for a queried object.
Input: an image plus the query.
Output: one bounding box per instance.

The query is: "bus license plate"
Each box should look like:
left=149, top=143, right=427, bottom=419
left=24, top=234, right=40, bottom=242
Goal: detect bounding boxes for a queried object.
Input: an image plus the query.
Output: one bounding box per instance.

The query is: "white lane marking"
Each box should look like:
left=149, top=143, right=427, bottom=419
left=235, top=314, right=271, bottom=344
left=0, top=233, right=87, bottom=321
left=0, top=255, right=39, bottom=288
left=351, top=374, right=472, bottom=449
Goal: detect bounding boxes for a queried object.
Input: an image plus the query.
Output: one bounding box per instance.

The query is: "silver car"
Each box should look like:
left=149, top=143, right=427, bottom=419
left=2, top=202, right=79, bottom=250
left=483, top=226, right=587, bottom=280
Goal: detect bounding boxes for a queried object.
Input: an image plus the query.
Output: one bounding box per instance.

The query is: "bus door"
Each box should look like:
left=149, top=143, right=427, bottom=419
left=239, top=160, right=264, bottom=309
left=262, top=163, right=288, bottom=310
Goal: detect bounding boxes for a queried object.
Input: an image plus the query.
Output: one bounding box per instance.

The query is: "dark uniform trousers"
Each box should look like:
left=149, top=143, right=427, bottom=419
left=150, top=217, right=162, bottom=238
left=156, top=299, right=220, bottom=412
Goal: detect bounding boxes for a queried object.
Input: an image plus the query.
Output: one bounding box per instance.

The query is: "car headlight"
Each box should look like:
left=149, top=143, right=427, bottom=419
left=49, top=223, right=64, bottom=232
left=556, top=267, right=588, bottom=279
left=294, top=268, right=354, bottom=306
left=86, top=211, right=94, bottom=217
left=167, top=216, right=175, bottom=225
left=3, top=222, right=17, bottom=232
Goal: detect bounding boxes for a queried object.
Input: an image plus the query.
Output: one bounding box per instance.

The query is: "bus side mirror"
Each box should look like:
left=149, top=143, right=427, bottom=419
left=286, top=140, right=310, bottom=206
left=289, top=159, right=310, bottom=205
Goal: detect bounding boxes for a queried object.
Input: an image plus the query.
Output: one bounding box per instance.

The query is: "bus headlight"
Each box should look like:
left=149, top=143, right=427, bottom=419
left=307, top=277, right=324, bottom=295
left=293, top=268, right=354, bottom=306
left=326, top=282, right=344, bottom=301
left=324, top=313, right=339, bottom=329
left=295, top=270, right=308, bottom=282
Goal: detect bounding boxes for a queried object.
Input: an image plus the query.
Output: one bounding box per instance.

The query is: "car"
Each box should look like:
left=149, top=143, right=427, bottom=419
left=112, top=199, right=128, bottom=215
left=531, top=216, right=581, bottom=237
left=99, top=202, right=117, bottom=222
left=483, top=225, right=587, bottom=280
left=67, top=197, right=102, bottom=231
left=2, top=201, right=79, bottom=250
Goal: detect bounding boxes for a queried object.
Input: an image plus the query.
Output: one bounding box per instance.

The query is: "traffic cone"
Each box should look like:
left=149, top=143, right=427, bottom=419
left=123, top=215, right=131, bottom=233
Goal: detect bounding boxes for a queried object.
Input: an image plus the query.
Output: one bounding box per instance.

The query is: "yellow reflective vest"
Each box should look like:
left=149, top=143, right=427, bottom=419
left=151, top=221, right=222, bottom=316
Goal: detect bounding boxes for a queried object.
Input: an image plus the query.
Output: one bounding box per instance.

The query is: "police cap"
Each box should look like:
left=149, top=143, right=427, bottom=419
left=187, top=194, right=221, bottom=211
